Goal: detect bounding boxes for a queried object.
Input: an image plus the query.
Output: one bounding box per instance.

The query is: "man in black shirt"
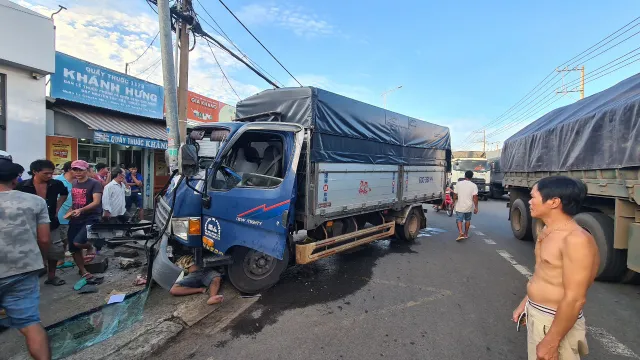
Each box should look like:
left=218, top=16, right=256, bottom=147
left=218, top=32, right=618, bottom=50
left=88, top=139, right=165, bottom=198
left=16, top=160, right=69, bottom=286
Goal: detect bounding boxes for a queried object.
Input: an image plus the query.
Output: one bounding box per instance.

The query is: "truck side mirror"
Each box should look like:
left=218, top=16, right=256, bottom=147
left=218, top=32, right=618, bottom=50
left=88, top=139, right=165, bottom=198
left=178, top=144, right=199, bottom=177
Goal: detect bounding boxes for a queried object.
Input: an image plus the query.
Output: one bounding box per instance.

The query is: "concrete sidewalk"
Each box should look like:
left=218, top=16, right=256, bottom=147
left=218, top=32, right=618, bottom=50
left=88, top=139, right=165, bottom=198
left=3, top=241, right=257, bottom=359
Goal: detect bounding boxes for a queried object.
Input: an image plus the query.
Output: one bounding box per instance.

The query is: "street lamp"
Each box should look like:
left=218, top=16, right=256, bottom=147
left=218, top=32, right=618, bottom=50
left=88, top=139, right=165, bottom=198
left=382, top=85, right=403, bottom=109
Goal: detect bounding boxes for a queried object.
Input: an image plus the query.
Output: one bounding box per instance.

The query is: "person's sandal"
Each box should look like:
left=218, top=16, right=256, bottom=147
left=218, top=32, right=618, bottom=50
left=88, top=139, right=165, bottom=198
left=44, top=276, right=66, bottom=286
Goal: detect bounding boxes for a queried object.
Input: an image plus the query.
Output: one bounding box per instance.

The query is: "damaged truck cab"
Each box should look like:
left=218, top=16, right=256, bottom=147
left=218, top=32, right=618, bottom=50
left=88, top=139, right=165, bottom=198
left=152, top=87, right=451, bottom=294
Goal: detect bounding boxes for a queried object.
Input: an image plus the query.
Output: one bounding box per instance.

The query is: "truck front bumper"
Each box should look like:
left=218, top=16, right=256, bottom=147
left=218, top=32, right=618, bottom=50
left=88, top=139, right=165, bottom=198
left=151, top=234, right=183, bottom=290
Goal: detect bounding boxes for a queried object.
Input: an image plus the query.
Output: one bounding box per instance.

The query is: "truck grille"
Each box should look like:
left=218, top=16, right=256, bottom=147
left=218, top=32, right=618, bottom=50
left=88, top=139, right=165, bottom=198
left=471, top=178, right=486, bottom=186
left=155, top=197, right=171, bottom=233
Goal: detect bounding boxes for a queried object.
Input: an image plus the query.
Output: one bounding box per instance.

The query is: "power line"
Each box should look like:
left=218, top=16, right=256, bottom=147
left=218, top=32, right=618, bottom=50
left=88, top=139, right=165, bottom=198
left=127, top=31, right=159, bottom=68
left=217, top=0, right=302, bottom=87
left=205, top=40, right=241, bottom=100
left=144, top=60, right=163, bottom=80
left=134, top=56, right=162, bottom=77
left=194, top=0, right=284, bottom=87
left=460, top=16, right=640, bottom=143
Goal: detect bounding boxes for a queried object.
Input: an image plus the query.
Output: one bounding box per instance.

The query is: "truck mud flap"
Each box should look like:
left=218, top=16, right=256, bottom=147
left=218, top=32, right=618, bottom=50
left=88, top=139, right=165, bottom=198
left=295, top=222, right=395, bottom=264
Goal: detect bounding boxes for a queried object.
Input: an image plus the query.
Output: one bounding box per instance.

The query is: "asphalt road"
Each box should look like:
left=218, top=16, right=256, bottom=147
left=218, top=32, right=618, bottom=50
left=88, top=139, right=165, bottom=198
left=155, top=198, right=640, bottom=360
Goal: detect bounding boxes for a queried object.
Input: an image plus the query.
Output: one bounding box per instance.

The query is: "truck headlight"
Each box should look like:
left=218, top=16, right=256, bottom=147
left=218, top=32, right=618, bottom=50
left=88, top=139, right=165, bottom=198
left=172, top=218, right=201, bottom=239
left=485, top=185, right=490, bottom=191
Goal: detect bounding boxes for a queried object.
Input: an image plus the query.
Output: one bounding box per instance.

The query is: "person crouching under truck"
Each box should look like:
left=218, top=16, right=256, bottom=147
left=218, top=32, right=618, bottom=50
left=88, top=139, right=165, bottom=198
left=170, top=256, right=224, bottom=305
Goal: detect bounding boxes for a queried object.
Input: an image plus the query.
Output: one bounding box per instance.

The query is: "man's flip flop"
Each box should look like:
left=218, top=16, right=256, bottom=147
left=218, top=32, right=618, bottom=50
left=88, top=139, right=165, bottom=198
left=74, top=277, right=88, bottom=291
left=44, top=276, right=66, bottom=286
left=456, top=234, right=465, bottom=241
left=86, top=277, right=104, bottom=285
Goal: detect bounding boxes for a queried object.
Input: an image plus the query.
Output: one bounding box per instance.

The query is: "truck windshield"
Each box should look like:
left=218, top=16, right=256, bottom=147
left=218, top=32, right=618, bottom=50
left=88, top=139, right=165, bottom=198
left=453, top=160, right=488, bottom=172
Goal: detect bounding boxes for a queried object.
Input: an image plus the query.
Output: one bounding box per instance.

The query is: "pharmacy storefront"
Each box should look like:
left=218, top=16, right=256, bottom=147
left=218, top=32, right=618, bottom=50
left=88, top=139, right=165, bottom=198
left=47, top=52, right=167, bottom=209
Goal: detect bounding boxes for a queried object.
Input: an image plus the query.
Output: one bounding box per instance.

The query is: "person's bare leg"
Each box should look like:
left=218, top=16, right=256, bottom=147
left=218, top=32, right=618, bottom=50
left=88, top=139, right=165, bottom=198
left=207, top=277, right=223, bottom=305
left=138, top=208, right=144, bottom=221
left=170, top=285, right=206, bottom=296
left=19, top=324, right=50, bottom=360
left=47, top=259, right=57, bottom=280
left=464, top=221, right=471, bottom=238
left=456, top=221, right=464, bottom=236
left=72, top=252, right=89, bottom=277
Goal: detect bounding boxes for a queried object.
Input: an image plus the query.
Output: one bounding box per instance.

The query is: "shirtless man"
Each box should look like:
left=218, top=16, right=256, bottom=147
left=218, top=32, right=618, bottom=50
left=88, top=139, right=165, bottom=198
left=512, top=176, right=599, bottom=360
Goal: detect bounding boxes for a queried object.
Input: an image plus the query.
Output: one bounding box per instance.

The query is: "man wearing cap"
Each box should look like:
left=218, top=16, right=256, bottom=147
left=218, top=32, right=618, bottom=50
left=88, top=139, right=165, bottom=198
left=68, top=160, right=103, bottom=279
left=0, top=152, right=52, bottom=359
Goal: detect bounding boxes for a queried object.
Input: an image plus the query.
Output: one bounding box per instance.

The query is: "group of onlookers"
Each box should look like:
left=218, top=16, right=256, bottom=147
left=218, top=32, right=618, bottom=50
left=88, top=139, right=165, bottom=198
left=0, top=151, right=145, bottom=360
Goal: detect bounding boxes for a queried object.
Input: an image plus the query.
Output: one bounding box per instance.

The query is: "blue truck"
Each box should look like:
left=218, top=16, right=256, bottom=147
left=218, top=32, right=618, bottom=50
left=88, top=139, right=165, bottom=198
left=141, top=87, right=452, bottom=293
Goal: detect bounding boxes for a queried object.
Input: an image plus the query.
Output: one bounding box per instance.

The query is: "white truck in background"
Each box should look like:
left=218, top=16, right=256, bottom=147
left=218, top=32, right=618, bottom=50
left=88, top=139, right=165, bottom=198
left=451, top=151, right=490, bottom=200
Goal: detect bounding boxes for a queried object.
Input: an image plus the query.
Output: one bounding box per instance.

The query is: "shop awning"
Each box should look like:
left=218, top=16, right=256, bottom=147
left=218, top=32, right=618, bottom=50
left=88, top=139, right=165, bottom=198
left=55, top=106, right=167, bottom=140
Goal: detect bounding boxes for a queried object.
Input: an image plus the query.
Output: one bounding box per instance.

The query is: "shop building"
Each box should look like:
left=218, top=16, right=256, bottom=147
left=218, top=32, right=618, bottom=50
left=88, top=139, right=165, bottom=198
left=46, top=52, right=166, bottom=209
left=0, top=0, right=55, bottom=168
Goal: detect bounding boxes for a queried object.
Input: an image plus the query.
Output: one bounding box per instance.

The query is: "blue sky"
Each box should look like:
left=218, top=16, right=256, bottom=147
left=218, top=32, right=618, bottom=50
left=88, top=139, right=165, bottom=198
left=18, top=0, right=640, bottom=149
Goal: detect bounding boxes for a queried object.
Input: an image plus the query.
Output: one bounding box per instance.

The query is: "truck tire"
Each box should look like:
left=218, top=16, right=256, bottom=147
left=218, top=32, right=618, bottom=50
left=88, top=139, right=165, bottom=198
left=396, top=208, right=421, bottom=242
left=227, top=246, right=289, bottom=294
left=510, top=198, right=533, bottom=241
left=621, top=270, right=640, bottom=285
left=532, top=218, right=545, bottom=241
left=574, top=212, right=626, bottom=282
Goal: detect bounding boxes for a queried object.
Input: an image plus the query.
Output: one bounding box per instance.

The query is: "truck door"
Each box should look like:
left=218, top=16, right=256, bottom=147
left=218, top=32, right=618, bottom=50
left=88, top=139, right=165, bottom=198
left=202, top=123, right=304, bottom=262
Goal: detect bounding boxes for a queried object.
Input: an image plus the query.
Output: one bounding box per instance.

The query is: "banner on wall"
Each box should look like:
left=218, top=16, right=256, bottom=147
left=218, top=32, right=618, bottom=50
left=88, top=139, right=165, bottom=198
left=50, top=52, right=165, bottom=119
left=163, top=91, right=236, bottom=126
left=94, top=131, right=168, bottom=150
left=46, top=136, right=77, bottom=170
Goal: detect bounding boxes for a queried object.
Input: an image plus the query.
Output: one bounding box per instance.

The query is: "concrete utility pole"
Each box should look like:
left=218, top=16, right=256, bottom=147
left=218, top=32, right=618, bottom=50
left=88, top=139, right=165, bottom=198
left=556, top=66, right=585, bottom=100
left=177, top=0, right=191, bottom=142
left=382, top=85, right=402, bottom=109
left=157, top=0, right=181, bottom=171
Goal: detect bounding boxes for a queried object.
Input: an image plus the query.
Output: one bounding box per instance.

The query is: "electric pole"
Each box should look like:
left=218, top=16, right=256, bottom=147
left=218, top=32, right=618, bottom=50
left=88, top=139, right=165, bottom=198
left=556, top=66, right=585, bottom=100
left=157, top=0, right=180, bottom=171
left=177, top=0, right=191, bottom=143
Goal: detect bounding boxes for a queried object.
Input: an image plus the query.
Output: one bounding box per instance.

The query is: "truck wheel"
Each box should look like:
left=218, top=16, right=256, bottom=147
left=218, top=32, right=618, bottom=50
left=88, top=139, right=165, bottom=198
left=532, top=218, right=545, bottom=241
left=396, top=209, right=420, bottom=242
left=227, top=246, right=289, bottom=294
left=489, top=186, right=496, bottom=199
left=574, top=212, right=626, bottom=282
left=510, top=198, right=533, bottom=241
left=621, top=270, right=640, bottom=285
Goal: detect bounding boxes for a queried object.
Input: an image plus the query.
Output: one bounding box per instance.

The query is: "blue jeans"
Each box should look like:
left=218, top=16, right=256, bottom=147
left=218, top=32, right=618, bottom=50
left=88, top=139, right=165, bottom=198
left=0, top=271, right=41, bottom=329
left=456, top=211, right=472, bottom=223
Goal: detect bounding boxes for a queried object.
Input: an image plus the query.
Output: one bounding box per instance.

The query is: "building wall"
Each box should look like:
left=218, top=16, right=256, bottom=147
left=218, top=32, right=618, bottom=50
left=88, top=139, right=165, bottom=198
left=0, top=0, right=55, bottom=74
left=0, top=64, right=47, bottom=169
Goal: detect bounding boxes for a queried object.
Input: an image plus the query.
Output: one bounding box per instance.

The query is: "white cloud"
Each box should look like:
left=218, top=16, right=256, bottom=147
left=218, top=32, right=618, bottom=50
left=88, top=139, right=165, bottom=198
left=16, top=0, right=263, bottom=105
left=236, top=3, right=336, bottom=38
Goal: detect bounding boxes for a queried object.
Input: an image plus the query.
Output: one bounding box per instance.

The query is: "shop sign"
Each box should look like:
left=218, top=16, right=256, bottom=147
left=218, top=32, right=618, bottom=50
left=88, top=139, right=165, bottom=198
left=50, top=52, right=165, bottom=119
left=94, top=131, right=167, bottom=150
left=163, top=91, right=236, bottom=126
left=46, top=136, right=77, bottom=170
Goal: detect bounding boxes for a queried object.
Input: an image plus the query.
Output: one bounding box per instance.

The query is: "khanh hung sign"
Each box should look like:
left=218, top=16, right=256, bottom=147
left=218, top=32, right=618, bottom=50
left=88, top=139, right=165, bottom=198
left=50, top=52, right=165, bottom=119
left=94, top=131, right=168, bottom=150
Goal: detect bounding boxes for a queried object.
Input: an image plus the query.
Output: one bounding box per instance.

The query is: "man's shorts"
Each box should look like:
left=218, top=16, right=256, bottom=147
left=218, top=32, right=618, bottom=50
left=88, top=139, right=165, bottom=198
left=176, top=269, right=221, bottom=289
left=455, top=212, right=472, bottom=222
left=48, top=228, right=65, bottom=261
left=58, top=224, right=69, bottom=247
left=526, top=300, right=588, bottom=359
left=68, top=220, right=99, bottom=253
left=0, top=271, right=41, bottom=329
left=126, top=192, right=143, bottom=209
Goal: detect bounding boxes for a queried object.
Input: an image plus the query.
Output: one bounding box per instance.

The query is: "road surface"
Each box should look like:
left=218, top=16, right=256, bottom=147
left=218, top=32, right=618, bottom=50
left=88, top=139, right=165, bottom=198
left=155, top=198, right=640, bottom=360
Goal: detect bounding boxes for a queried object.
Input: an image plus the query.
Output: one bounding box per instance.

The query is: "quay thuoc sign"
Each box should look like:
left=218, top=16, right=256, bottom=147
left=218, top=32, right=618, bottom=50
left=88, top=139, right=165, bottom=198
left=50, top=52, right=165, bottom=119
left=94, top=131, right=167, bottom=150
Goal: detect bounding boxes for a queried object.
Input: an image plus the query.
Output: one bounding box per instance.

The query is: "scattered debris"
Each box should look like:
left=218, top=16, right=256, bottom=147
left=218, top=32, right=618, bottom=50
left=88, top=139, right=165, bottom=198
left=115, top=249, right=139, bottom=258
left=119, top=258, right=142, bottom=269
left=134, top=275, right=147, bottom=286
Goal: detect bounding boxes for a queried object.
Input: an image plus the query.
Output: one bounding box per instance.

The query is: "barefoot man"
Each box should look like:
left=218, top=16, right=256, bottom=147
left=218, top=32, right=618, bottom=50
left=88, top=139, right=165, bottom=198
left=512, top=176, right=599, bottom=360
left=170, top=256, right=224, bottom=305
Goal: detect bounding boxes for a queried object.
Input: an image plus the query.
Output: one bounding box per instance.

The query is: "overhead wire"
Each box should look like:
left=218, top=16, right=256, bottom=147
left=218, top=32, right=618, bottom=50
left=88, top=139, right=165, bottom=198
left=205, top=40, right=242, bottom=100
left=134, top=56, right=162, bottom=77
left=459, top=16, right=640, bottom=144
left=127, top=31, right=160, bottom=65
left=216, top=0, right=303, bottom=87
left=194, top=0, right=285, bottom=87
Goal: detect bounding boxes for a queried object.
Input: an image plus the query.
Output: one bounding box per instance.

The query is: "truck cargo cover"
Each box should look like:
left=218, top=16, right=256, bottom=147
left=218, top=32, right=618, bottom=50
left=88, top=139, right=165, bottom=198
left=502, top=73, right=640, bottom=172
left=235, top=87, right=451, bottom=165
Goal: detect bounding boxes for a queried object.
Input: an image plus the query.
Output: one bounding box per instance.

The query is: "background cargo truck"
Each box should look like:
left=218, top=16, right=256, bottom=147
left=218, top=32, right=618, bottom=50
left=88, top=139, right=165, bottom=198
left=451, top=151, right=490, bottom=199
left=151, top=87, right=452, bottom=293
left=501, top=74, right=640, bottom=284
left=488, top=157, right=505, bottom=199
